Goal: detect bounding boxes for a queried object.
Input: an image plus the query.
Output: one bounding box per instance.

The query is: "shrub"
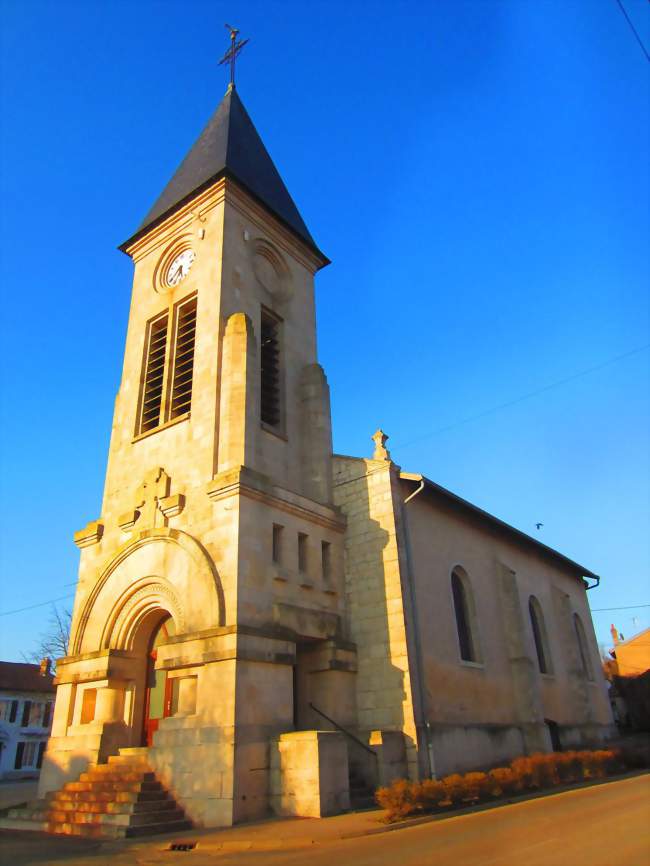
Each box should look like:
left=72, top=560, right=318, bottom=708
left=416, top=779, right=446, bottom=810
left=487, top=766, right=518, bottom=797
left=462, top=772, right=490, bottom=801
left=555, top=750, right=583, bottom=783
left=375, top=779, right=418, bottom=821
left=440, top=774, right=465, bottom=806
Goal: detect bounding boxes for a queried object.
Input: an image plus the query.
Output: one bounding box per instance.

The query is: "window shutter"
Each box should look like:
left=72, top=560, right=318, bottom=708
left=36, top=741, right=46, bottom=769
left=14, top=741, right=24, bottom=769
left=9, top=700, right=18, bottom=723
left=261, top=312, right=281, bottom=426
left=21, top=701, right=31, bottom=727
left=170, top=298, right=197, bottom=419
left=140, top=314, right=168, bottom=433
left=42, top=701, right=52, bottom=728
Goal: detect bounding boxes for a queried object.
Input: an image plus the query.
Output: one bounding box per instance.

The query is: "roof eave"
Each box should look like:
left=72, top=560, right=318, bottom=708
left=400, top=472, right=599, bottom=581
left=118, top=169, right=330, bottom=267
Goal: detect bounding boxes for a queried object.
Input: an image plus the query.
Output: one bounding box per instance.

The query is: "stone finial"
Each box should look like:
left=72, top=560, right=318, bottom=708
left=372, top=429, right=391, bottom=462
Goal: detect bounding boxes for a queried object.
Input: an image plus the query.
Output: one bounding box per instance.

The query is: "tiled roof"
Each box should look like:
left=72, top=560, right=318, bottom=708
left=0, top=661, right=55, bottom=693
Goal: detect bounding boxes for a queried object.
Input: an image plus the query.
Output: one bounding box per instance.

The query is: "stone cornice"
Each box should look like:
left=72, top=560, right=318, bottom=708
left=206, top=466, right=345, bottom=533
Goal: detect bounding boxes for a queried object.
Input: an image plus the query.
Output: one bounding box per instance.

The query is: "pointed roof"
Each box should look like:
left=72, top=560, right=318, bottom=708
left=121, top=87, right=326, bottom=260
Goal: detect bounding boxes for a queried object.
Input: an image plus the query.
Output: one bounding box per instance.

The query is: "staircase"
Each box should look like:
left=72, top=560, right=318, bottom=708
left=348, top=764, right=376, bottom=810
left=0, top=748, right=191, bottom=839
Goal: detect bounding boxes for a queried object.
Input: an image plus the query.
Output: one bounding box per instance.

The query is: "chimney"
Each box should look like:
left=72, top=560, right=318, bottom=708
left=39, top=657, right=51, bottom=677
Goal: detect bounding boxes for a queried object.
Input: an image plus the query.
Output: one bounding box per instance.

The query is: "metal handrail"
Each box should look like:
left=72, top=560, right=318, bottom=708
left=308, top=702, right=377, bottom=759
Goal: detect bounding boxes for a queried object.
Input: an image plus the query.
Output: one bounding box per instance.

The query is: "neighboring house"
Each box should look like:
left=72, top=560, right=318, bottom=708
left=35, top=82, right=613, bottom=829
left=0, top=660, right=55, bottom=779
left=605, top=626, right=650, bottom=730
left=610, top=625, right=650, bottom=677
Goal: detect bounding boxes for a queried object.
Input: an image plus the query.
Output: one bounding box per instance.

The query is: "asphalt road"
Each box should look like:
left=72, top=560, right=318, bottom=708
left=1, top=775, right=648, bottom=866
left=201, top=775, right=650, bottom=866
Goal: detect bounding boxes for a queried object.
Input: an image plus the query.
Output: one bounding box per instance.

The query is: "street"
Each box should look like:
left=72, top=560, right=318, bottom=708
left=1, top=775, right=648, bottom=866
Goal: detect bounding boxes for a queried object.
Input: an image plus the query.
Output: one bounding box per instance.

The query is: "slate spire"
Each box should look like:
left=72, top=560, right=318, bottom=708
left=121, top=86, right=324, bottom=259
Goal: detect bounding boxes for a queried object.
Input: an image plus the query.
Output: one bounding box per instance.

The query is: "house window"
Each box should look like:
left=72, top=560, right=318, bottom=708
left=298, top=533, right=308, bottom=574
left=137, top=295, right=197, bottom=435
left=573, top=614, right=594, bottom=681
left=260, top=310, right=281, bottom=427
left=0, top=699, right=18, bottom=723
left=529, top=596, right=552, bottom=674
left=321, top=541, right=331, bottom=580
left=272, top=524, right=283, bottom=564
left=15, top=740, right=37, bottom=769
left=451, top=568, right=480, bottom=663
left=20, top=701, right=32, bottom=727
left=42, top=701, right=52, bottom=728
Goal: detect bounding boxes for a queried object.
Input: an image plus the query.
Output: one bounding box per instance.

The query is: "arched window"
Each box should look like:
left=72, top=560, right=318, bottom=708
left=451, top=568, right=480, bottom=663
left=573, top=614, right=594, bottom=681
left=529, top=596, right=552, bottom=674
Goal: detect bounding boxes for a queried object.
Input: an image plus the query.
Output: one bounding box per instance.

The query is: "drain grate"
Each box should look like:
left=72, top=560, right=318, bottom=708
left=169, top=842, right=197, bottom=852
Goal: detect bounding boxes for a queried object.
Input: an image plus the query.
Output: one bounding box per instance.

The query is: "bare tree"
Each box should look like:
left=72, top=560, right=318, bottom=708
left=23, top=605, right=71, bottom=672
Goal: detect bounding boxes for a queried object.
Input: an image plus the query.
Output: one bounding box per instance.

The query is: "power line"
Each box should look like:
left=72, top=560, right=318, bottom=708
left=394, top=343, right=650, bottom=451
left=614, top=0, right=650, bottom=63
left=591, top=603, right=650, bottom=612
left=0, top=594, right=75, bottom=617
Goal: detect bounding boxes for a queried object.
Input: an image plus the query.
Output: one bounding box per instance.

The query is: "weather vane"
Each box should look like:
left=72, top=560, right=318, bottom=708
left=219, top=24, right=249, bottom=89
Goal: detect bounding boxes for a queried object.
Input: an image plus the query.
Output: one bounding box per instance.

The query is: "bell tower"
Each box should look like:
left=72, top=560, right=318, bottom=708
left=41, top=78, right=357, bottom=828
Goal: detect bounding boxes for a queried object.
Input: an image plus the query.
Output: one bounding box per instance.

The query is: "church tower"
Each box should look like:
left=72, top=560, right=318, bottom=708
left=39, top=81, right=358, bottom=827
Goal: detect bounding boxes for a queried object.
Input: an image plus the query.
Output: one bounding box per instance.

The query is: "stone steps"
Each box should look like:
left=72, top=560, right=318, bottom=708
left=0, top=749, right=191, bottom=839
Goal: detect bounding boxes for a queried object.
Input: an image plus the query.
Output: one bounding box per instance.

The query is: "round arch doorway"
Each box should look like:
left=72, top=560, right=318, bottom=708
left=142, top=615, right=176, bottom=747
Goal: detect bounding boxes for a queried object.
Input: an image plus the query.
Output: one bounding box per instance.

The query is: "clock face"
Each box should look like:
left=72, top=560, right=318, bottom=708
left=166, top=249, right=195, bottom=286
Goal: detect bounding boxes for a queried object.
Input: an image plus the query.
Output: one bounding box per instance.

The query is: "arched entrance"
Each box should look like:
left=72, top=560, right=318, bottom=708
left=141, top=615, right=175, bottom=747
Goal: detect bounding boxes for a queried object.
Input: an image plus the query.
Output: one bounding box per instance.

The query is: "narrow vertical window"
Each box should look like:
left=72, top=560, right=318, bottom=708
left=261, top=310, right=281, bottom=427
left=170, top=297, right=197, bottom=419
left=451, top=569, right=478, bottom=663
left=574, top=614, right=594, bottom=681
left=140, top=314, right=168, bottom=433
left=298, top=532, right=308, bottom=574
left=272, top=524, right=283, bottom=564
left=321, top=541, right=331, bottom=580
left=529, top=596, right=551, bottom=674
left=80, top=688, right=97, bottom=725
left=20, top=701, right=31, bottom=727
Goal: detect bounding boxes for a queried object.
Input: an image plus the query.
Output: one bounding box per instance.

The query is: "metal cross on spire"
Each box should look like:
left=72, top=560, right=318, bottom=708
left=219, top=24, right=249, bottom=89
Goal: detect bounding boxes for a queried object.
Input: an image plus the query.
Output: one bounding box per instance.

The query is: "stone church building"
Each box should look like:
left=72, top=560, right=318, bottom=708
left=34, top=83, right=612, bottom=830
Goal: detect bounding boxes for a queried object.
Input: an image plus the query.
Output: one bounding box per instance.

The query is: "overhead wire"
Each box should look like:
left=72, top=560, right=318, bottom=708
left=614, top=0, right=650, bottom=62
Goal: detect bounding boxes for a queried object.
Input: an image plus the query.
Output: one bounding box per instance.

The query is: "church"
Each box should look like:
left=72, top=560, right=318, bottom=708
left=19, top=64, right=612, bottom=834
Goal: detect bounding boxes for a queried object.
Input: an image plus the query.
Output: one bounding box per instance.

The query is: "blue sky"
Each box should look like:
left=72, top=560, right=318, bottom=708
left=0, top=0, right=648, bottom=661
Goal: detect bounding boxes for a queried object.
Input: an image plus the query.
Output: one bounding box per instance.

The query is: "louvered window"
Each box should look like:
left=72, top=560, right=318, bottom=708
left=261, top=311, right=281, bottom=427
left=170, top=298, right=197, bottom=419
left=140, top=314, right=168, bottom=433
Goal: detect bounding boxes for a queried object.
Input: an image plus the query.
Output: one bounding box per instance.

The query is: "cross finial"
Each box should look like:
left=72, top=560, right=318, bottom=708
left=219, top=24, right=249, bottom=90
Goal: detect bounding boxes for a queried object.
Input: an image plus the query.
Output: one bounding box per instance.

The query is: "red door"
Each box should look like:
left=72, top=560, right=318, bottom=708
left=142, top=618, right=175, bottom=747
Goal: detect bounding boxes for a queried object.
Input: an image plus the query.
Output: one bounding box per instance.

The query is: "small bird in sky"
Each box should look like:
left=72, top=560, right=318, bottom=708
left=535, top=523, right=544, bottom=530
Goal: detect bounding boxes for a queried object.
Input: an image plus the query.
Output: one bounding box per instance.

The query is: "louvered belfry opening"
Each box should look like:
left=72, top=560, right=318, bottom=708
left=261, top=311, right=281, bottom=426
left=140, top=314, right=168, bottom=433
left=170, top=297, right=197, bottom=419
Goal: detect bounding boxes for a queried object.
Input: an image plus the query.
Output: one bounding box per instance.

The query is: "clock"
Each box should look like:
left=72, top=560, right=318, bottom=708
left=166, top=249, right=195, bottom=286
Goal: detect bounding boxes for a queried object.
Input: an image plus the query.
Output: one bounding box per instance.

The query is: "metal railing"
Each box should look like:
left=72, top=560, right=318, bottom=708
left=308, top=702, right=377, bottom=759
